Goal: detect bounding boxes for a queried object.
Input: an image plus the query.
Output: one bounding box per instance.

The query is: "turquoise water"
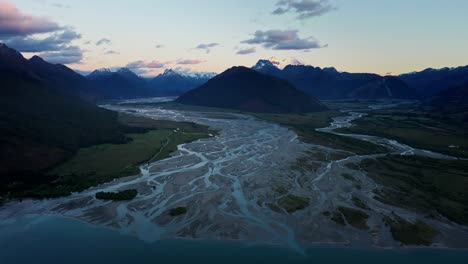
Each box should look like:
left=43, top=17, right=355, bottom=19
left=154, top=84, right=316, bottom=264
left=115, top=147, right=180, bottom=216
left=0, top=215, right=467, bottom=264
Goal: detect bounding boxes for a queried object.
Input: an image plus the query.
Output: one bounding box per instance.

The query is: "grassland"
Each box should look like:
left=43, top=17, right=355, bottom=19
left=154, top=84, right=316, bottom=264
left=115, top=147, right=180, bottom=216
left=95, top=189, right=138, bottom=201
left=385, top=215, right=438, bottom=246
left=337, top=108, right=468, bottom=158
left=360, top=155, right=468, bottom=226
left=14, top=113, right=215, bottom=198
left=328, top=207, right=369, bottom=229
left=169, top=207, right=188, bottom=216
left=252, top=112, right=388, bottom=155
left=337, top=206, right=369, bottom=230
left=277, top=194, right=310, bottom=213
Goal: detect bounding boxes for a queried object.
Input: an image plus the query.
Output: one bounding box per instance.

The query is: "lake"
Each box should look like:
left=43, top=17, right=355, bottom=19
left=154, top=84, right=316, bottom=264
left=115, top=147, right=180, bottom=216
left=0, top=214, right=467, bottom=264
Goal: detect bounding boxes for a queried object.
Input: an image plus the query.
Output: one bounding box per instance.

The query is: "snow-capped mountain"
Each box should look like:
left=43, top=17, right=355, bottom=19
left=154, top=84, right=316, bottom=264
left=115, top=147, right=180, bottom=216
left=252, top=59, right=414, bottom=100
left=87, top=68, right=114, bottom=80
left=149, top=69, right=214, bottom=96
left=160, top=68, right=217, bottom=79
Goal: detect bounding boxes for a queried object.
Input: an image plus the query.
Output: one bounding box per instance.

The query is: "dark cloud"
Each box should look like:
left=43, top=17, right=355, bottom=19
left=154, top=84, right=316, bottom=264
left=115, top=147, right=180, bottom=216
left=236, top=47, right=256, bottom=55
left=242, top=29, right=323, bottom=50
left=126, top=60, right=165, bottom=69
left=2, top=29, right=82, bottom=52
left=272, top=0, right=335, bottom=19
left=104, top=50, right=119, bottom=55
left=195, top=42, right=219, bottom=53
left=177, top=59, right=203, bottom=65
left=0, top=1, right=61, bottom=37
left=96, top=38, right=111, bottom=46
left=40, top=45, right=83, bottom=64
left=155, top=44, right=164, bottom=48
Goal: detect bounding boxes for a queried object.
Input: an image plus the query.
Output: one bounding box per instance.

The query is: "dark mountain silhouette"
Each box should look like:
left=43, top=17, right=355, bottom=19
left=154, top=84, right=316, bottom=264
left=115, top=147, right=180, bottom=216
left=176, top=66, right=327, bottom=113
left=426, top=82, right=468, bottom=108
left=149, top=69, right=213, bottom=96
left=400, top=66, right=468, bottom=97
left=0, top=44, right=129, bottom=193
left=252, top=60, right=415, bottom=100
left=422, top=82, right=468, bottom=123
left=87, top=68, right=151, bottom=99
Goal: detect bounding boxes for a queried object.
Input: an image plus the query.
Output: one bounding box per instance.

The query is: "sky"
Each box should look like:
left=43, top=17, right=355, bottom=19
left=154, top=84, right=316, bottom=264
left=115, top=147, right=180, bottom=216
left=1, top=0, right=468, bottom=76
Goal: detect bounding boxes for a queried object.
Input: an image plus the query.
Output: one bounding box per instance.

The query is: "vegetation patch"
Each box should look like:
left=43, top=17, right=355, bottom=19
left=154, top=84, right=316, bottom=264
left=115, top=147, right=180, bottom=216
left=253, top=112, right=388, bottom=155
left=361, top=155, right=468, bottom=225
left=267, top=203, right=283, bottom=213
left=169, top=207, right=188, bottom=216
left=341, top=173, right=358, bottom=182
left=7, top=114, right=214, bottom=198
left=338, top=206, right=369, bottom=230
left=95, top=189, right=138, bottom=201
left=352, top=196, right=370, bottom=210
left=385, top=216, right=438, bottom=246
left=277, top=194, right=310, bottom=213
left=331, top=211, right=346, bottom=226
left=337, top=108, right=468, bottom=158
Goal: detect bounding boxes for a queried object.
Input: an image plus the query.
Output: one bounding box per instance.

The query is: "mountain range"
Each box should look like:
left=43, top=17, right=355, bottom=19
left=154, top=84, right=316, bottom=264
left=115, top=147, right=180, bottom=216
left=252, top=60, right=415, bottom=100
left=400, top=66, right=468, bottom=97
left=176, top=66, right=327, bottom=113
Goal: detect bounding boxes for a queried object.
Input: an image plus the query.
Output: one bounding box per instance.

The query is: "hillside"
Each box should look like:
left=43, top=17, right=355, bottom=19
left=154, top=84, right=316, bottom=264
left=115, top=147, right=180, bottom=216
left=0, top=69, right=128, bottom=193
left=176, top=66, right=326, bottom=113
left=253, top=60, right=415, bottom=100
left=400, top=66, right=468, bottom=97
left=87, top=68, right=151, bottom=99
left=149, top=69, right=213, bottom=96
left=423, top=82, right=468, bottom=122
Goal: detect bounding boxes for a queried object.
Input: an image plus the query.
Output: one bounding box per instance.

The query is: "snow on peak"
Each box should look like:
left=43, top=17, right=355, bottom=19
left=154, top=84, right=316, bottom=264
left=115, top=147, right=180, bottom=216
left=268, top=56, right=303, bottom=69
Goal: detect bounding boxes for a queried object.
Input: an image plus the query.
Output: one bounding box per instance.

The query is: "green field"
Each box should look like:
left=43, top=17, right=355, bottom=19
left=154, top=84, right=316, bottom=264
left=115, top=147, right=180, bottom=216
left=360, top=155, right=468, bottom=226
left=16, top=114, right=215, bottom=198
left=337, top=108, right=468, bottom=158
left=95, top=189, right=138, bottom=201
left=384, top=215, right=438, bottom=246
left=252, top=112, right=388, bottom=155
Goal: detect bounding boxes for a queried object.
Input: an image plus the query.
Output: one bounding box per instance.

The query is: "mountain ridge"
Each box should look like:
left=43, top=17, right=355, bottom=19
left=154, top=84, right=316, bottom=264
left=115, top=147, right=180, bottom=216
left=176, top=66, right=327, bottom=113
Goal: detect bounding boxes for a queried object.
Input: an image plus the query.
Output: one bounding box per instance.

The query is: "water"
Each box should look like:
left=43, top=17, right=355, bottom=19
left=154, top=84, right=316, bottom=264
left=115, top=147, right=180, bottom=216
left=0, top=215, right=467, bottom=264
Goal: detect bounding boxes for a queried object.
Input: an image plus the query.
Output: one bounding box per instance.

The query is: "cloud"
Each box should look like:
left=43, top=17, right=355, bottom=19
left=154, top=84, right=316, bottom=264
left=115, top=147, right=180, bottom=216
left=51, top=3, right=70, bottom=8
left=176, top=59, right=203, bottom=65
left=242, top=29, right=324, bottom=50
left=272, top=0, right=335, bottom=19
left=0, top=1, right=61, bottom=37
left=236, top=47, right=256, bottom=55
left=104, top=50, right=119, bottom=55
left=155, top=44, right=164, bottom=48
left=96, top=38, right=111, bottom=45
left=40, top=45, right=83, bottom=64
left=126, top=60, right=165, bottom=69
left=2, top=28, right=81, bottom=52
left=195, top=42, right=219, bottom=53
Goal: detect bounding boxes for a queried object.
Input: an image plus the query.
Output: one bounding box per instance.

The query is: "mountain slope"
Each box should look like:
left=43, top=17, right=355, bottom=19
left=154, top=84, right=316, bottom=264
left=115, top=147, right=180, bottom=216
left=149, top=69, right=213, bottom=96
left=87, top=68, right=151, bottom=99
left=253, top=60, right=415, bottom=100
left=0, top=45, right=129, bottom=193
left=400, top=66, right=468, bottom=97
left=176, top=66, right=326, bottom=113
left=424, top=82, right=468, bottom=120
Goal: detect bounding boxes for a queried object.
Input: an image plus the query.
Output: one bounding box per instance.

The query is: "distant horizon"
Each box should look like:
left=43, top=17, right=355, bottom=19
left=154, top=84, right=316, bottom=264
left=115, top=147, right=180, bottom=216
left=2, top=0, right=468, bottom=76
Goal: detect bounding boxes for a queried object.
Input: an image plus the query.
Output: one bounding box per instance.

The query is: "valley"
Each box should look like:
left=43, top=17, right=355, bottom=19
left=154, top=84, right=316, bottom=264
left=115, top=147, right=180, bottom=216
left=1, top=99, right=467, bottom=252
